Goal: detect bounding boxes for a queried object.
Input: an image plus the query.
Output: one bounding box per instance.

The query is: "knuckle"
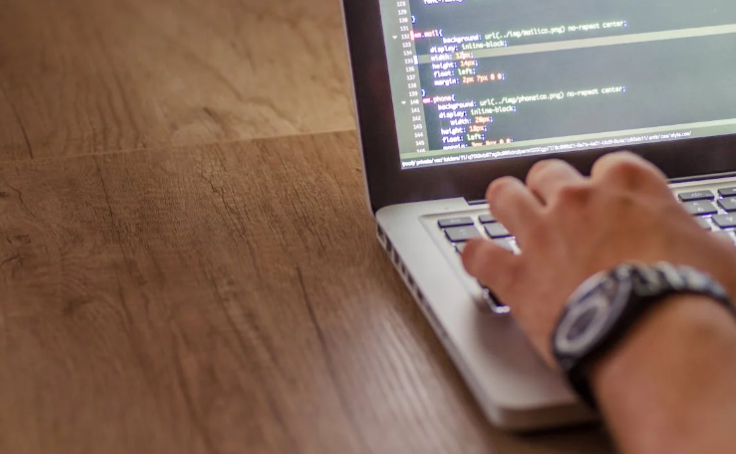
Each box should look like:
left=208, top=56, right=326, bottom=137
left=606, top=157, right=647, bottom=180
left=555, top=182, right=592, bottom=206
left=486, top=177, right=518, bottom=204
left=527, top=159, right=562, bottom=183
left=597, top=153, right=666, bottom=189
left=528, top=159, right=554, bottom=176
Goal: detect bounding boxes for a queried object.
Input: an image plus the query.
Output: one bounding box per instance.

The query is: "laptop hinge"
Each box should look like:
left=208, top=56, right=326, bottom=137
left=467, top=199, right=488, bottom=206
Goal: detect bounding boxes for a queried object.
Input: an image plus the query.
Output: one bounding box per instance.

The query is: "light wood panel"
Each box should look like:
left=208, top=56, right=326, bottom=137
left=0, top=0, right=355, bottom=160
left=0, top=132, right=614, bottom=453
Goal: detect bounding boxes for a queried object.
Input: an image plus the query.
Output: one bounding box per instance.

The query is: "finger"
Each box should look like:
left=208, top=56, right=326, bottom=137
left=591, top=151, right=669, bottom=194
left=485, top=177, right=543, bottom=240
left=526, top=159, right=585, bottom=204
left=462, top=238, right=521, bottom=297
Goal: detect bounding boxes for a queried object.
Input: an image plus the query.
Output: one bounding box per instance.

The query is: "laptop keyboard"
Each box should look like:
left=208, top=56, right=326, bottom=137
left=438, top=185, right=736, bottom=313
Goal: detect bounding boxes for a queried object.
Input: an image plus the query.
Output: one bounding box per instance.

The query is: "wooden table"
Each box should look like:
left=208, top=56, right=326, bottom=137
left=0, top=0, right=615, bottom=452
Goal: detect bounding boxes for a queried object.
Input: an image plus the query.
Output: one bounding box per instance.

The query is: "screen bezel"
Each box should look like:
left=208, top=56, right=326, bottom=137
left=342, top=0, right=736, bottom=213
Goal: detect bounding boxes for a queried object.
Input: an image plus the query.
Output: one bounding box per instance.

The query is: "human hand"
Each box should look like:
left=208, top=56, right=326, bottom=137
left=462, top=152, right=736, bottom=366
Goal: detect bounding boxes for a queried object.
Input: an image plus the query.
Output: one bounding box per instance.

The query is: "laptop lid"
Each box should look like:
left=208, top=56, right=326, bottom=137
left=342, top=0, right=736, bottom=213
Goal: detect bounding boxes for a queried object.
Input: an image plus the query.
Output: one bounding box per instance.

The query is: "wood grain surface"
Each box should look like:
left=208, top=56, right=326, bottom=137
left=0, top=131, right=614, bottom=454
left=0, top=0, right=355, bottom=161
left=0, top=84, right=31, bottom=161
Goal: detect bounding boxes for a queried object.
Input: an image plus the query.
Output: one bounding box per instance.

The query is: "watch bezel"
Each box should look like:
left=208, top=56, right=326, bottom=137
left=554, top=275, right=631, bottom=357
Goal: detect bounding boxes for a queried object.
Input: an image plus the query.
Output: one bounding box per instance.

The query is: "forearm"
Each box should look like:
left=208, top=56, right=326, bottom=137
left=591, top=295, right=736, bottom=454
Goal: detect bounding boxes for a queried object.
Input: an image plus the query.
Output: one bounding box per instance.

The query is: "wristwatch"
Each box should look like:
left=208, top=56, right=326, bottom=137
left=552, top=262, right=736, bottom=409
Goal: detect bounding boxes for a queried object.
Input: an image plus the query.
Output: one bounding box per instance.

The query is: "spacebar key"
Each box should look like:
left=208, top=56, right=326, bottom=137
left=712, top=214, right=736, bottom=229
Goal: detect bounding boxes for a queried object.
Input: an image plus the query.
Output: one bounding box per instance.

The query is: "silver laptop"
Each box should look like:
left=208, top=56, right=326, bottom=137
left=340, top=0, right=736, bottom=430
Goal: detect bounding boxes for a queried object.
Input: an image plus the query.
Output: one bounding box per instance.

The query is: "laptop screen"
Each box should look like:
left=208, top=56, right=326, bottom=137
left=378, top=0, right=736, bottom=170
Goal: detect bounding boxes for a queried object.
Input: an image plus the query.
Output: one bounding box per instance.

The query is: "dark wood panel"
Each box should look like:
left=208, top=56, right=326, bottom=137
left=0, top=83, right=31, bottom=161
left=0, top=132, right=613, bottom=453
left=0, top=0, right=354, bottom=159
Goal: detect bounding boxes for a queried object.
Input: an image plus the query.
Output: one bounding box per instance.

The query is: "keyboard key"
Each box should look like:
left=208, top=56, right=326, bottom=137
left=718, top=197, right=736, bottom=212
left=712, top=214, right=736, bottom=229
left=485, top=223, right=511, bottom=239
left=678, top=190, right=715, bottom=202
left=438, top=217, right=474, bottom=228
left=445, top=226, right=481, bottom=242
left=455, top=242, right=467, bottom=254
left=718, top=187, right=736, bottom=197
left=682, top=201, right=718, bottom=216
left=493, top=238, right=514, bottom=252
left=695, top=217, right=712, bottom=230
left=478, top=214, right=496, bottom=224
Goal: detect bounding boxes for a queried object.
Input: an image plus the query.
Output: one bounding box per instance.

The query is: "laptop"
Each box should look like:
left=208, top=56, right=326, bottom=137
left=340, top=0, right=736, bottom=430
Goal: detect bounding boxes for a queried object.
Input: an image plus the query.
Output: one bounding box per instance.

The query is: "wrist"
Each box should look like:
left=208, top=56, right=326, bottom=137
left=590, top=294, right=736, bottom=398
left=587, top=294, right=736, bottom=454
left=552, top=262, right=736, bottom=409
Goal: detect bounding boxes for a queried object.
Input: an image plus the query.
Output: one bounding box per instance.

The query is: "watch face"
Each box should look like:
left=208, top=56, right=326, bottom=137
left=555, top=275, right=630, bottom=356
